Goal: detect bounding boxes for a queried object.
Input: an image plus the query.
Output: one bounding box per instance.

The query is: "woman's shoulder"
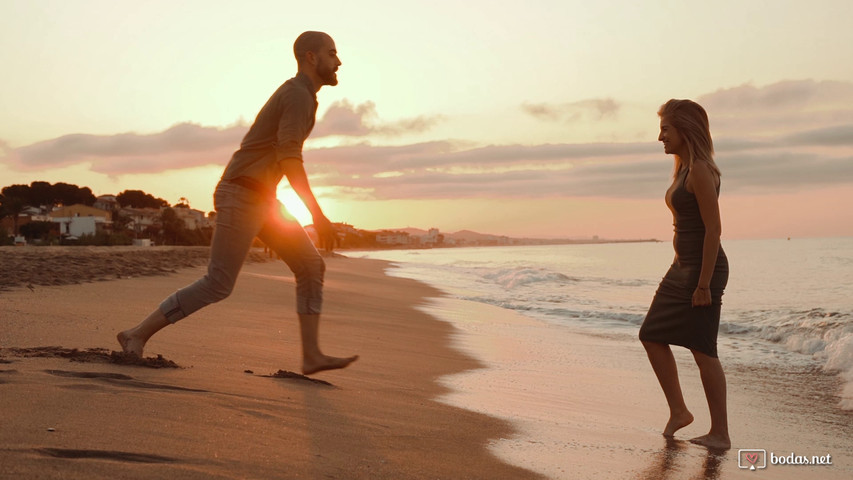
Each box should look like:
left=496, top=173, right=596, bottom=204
left=687, top=160, right=719, bottom=180
left=686, top=160, right=721, bottom=191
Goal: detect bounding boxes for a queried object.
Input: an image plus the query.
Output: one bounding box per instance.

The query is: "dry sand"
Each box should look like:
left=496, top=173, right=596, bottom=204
left=0, top=246, right=269, bottom=291
left=0, top=247, right=539, bottom=479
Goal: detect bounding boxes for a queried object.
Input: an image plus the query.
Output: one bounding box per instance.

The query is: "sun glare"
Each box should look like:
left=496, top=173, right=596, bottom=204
left=277, top=188, right=312, bottom=226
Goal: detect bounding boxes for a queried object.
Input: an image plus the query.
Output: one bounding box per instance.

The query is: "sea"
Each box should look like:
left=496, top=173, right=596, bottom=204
left=350, top=237, right=853, bottom=478
left=352, top=237, right=853, bottom=407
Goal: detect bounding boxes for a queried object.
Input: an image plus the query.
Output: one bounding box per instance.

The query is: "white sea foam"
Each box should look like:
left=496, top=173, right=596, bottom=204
left=483, top=267, right=574, bottom=289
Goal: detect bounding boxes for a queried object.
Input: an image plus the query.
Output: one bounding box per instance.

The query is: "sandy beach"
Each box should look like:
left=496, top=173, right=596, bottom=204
left=0, top=246, right=270, bottom=292
left=0, top=247, right=538, bottom=479
left=1, top=246, right=850, bottom=479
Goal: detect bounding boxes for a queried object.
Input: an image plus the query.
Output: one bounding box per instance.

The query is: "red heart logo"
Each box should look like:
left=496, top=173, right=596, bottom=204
left=746, top=453, right=759, bottom=464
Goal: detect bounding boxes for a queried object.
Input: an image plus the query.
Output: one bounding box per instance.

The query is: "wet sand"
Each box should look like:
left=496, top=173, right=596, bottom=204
left=424, top=297, right=852, bottom=479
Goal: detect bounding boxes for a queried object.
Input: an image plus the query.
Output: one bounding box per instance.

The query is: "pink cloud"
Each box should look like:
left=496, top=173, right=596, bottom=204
left=2, top=82, right=852, bottom=202
left=312, top=100, right=443, bottom=137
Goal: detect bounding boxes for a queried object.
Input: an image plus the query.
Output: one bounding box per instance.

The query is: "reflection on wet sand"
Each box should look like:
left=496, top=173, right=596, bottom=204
left=637, top=437, right=726, bottom=480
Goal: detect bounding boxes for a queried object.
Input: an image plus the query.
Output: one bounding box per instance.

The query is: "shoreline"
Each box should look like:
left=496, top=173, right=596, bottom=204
left=338, top=238, right=663, bottom=253
left=1, top=248, right=850, bottom=478
left=417, top=294, right=853, bottom=479
left=0, top=252, right=541, bottom=479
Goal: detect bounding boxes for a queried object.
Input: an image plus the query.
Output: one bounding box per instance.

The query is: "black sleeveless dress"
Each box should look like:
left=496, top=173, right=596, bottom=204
left=639, top=168, right=729, bottom=358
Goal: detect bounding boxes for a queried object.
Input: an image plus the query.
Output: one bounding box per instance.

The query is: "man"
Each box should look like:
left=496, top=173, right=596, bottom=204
left=117, top=31, right=358, bottom=375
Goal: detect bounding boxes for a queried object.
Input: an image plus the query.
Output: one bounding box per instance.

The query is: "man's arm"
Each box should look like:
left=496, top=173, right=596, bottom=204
left=280, top=158, right=336, bottom=250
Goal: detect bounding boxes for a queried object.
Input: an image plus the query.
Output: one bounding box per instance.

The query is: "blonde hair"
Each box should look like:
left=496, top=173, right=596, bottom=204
left=658, top=99, right=720, bottom=178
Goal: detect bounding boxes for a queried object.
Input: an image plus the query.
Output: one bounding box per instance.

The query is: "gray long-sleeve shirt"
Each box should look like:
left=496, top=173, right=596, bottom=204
left=221, top=72, right=318, bottom=193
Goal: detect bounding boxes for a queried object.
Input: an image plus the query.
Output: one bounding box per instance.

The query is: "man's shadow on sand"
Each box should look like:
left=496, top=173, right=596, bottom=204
left=636, top=437, right=725, bottom=480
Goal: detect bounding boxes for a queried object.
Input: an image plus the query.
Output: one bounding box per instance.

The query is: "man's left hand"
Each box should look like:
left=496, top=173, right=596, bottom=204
left=314, top=215, right=337, bottom=252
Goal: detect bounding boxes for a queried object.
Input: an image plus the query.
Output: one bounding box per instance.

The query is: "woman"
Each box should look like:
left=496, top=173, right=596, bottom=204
left=639, top=99, right=730, bottom=449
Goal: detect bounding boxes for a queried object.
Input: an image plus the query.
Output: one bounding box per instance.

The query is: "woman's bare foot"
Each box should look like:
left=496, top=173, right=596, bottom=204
left=689, top=433, right=731, bottom=450
left=116, top=330, right=145, bottom=357
left=663, top=410, right=694, bottom=437
left=302, top=354, right=359, bottom=375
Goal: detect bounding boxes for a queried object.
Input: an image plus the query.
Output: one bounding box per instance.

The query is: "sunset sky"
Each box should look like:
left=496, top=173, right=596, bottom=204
left=2, top=0, right=852, bottom=240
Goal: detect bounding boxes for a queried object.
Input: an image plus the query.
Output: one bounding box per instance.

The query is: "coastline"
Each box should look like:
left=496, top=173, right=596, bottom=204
left=418, top=293, right=853, bottom=479
left=0, top=252, right=540, bottom=479
left=1, top=247, right=850, bottom=479
left=337, top=237, right=663, bottom=253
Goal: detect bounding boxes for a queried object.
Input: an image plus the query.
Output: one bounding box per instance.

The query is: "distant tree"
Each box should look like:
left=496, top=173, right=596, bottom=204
left=16, top=181, right=96, bottom=208
left=52, top=182, right=96, bottom=206
left=29, top=181, right=53, bottom=206
left=2, top=184, right=32, bottom=204
left=174, top=197, right=191, bottom=209
left=0, top=185, right=30, bottom=235
left=117, top=190, right=169, bottom=209
left=19, top=221, right=55, bottom=241
left=112, top=209, right=133, bottom=234
left=159, top=207, right=184, bottom=245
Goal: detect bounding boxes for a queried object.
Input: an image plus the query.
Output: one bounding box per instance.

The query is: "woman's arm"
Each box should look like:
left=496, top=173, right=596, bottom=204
left=688, top=161, right=722, bottom=307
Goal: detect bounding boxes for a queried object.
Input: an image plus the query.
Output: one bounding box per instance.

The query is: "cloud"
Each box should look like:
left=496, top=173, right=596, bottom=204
left=312, top=100, right=443, bottom=137
left=698, top=79, right=853, bottom=136
left=522, top=98, right=620, bottom=123
left=306, top=141, right=665, bottom=199
left=699, top=79, right=853, bottom=113
left=783, top=125, right=853, bottom=146
left=307, top=140, right=652, bottom=177
left=3, top=81, right=852, bottom=202
left=306, top=140, right=853, bottom=200
left=1, top=100, right=445, bottom=175
left=6, top=123, right=247, bottom=174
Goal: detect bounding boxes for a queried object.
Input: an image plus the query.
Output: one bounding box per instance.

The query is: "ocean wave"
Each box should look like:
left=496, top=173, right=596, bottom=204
left=364, top=244, right=853, bottom=410
left=481, top=267, right=576, bottom=289
left=727, top=308, right=853, bottom=409
left=477, top=266, right=652, bottom=290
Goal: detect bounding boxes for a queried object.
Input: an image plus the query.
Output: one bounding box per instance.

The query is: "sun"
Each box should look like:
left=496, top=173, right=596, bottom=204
left=276, top=188, right=312, bottom=226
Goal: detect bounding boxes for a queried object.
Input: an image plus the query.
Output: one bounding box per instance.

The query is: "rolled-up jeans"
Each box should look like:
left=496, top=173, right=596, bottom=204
left=159, top=181, right=324, bottom=322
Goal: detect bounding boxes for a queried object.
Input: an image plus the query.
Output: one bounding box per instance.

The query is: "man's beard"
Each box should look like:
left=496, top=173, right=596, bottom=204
left=318, top=64, right=338, bottom=86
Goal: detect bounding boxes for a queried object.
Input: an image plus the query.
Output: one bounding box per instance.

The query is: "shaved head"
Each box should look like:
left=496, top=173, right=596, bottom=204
left=293, top=31, right=332, bottom=66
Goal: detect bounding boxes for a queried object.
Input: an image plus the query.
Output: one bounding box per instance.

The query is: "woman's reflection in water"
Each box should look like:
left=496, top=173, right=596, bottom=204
left=637, top=437, right=726, bottom=480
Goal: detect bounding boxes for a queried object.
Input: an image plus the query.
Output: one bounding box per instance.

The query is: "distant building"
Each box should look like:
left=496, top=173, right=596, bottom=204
left=93, top=194, right=119, bottom=212
left=49, top=204, right=112, bottom=238
left=375, top=230, right=410, bottom=246
left=172, top=207, right=210, bottom=230
left=120, top=207, right=161, bottom=236
left=420, top=228, right=443, bottom=246
left=1, top=206, right=51, bottom=235
left=335, top=223, right=360, bottom=237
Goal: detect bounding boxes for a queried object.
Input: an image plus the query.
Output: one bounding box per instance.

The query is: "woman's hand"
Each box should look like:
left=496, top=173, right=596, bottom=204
left=692, top=286, right=711, bottom=307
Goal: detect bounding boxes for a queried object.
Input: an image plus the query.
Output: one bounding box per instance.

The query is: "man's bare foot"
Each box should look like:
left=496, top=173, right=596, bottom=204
left=302, top=354, right=359, bottom=375
left=689, top=433, right=731, bottom=450
left=116, top=330, right=145, bottom=357
left=663, top=411, right=694, bottom=437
